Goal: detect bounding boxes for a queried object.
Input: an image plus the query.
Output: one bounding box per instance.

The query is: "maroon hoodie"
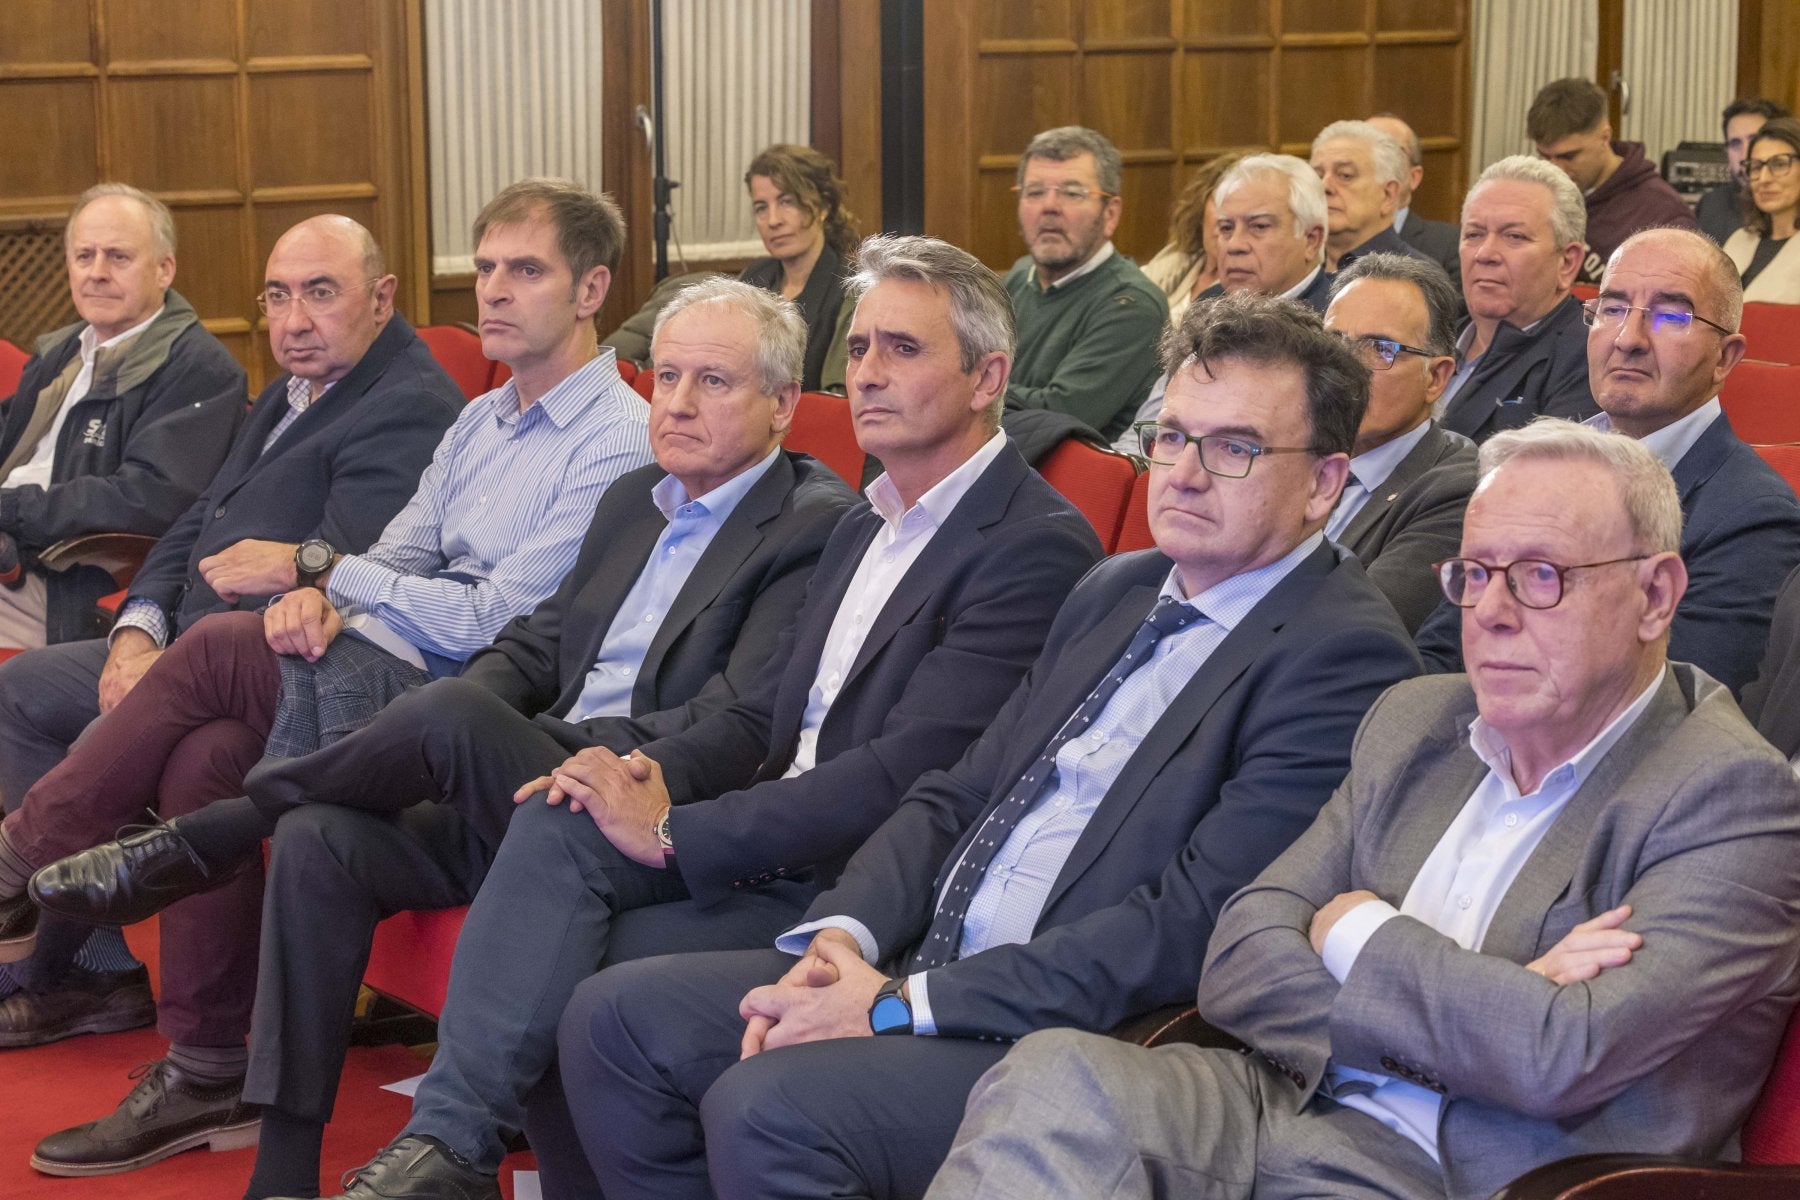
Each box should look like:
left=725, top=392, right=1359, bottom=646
left=1578, top=140, right=1698, bottom=281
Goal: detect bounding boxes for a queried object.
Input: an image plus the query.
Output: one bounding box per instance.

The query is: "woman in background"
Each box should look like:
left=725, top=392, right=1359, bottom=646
left=1725, top=117, right=1800, bottom=303
left=1139, top=152, right=1245, bottom=327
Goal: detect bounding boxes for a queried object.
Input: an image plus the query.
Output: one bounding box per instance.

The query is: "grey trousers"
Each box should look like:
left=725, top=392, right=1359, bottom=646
left=926, top=1028, right=1445, bottom=1200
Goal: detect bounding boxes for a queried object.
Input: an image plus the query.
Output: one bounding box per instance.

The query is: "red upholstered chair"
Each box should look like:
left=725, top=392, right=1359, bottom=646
left=416, top=324, right=496, bottom=402
left=363, top=906, right=469, bottom=1019
left=785, top=392, right=864, bottom=488
left=1570, top=283, right=1600, bottom=302
left=1740, top=302, right=1800, bottom=367
left=632, top=368, right=656, bottom=402
left=1112, top=469, right=1155, bottom=554
left=1037, top=439, right=1139, bottom=552
left=1756, top=444, right=1800, bottom=499
left=1721, top=361, right=1800, bottom=444
left=615, top=358, right=638, bottom=385
left=0, top=339, right=28, bottom=400
left=490, top=360, right=512, bottom=391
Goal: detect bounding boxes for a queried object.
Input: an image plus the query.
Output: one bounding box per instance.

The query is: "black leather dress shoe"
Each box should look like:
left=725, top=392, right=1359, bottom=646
left=273, top=1135, right=500, bottom=1200
left=0, top=964, right=156, bottom=1048
left=0, top=890, right=37, bottom=962
left=29, top=820, right=226, bottom=926
left=29, top=1057, right=260, bottom=1176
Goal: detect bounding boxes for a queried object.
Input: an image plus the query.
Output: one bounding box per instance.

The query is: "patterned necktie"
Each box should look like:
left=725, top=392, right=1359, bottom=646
left=910, top=595, right=1204, bottom=971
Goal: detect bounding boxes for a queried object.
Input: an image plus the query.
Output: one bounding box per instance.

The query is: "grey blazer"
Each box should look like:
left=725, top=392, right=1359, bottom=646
left=1336, top=422, right=1475, bottom=633
left=1200, top=665, right=1800, bottom=1200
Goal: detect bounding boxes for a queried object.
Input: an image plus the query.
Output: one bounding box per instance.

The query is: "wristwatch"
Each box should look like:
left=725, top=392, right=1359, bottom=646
left=294, top=539, right=337, bottom=588
left=654, top=806, right=676, bottom=867
left=869, top=977, right=914, bottom=1036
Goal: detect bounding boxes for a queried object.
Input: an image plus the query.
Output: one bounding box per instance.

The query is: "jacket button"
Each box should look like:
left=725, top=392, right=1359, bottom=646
left=1380, top=1056, right=1399, bottom=1071
left=1289, top=1069, right=1304, bottom=1086
left=214, top=506, right=226, bottom=518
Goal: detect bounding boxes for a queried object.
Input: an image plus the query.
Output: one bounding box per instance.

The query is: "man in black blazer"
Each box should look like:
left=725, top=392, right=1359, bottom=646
left=1309, top=121, right=1439, bottom=275
left=1419, top=227, right=1800, bottom=694
left=1439, top=156, right=1597, bottom=443
left=0, top=215, right=460, bottom=1047
left=1367, top=113, right=1463, bottom=286
left=553, top=293, right=1420, bottom=1200
left=1742, top=563, right=1800, bottom=756
left=1320, top=252, right=1476, bottom=631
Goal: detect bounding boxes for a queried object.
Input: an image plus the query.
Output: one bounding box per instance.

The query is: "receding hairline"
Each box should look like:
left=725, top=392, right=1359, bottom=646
left=266, top=215, right=385, bottom=280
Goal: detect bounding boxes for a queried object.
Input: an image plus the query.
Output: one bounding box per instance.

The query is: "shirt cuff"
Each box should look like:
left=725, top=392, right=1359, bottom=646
left=773, top=916, right=878, bottom=965
left=1321, top=898, right=1401, bottom=984
left=110, top=598, right=170, bottom=649
left=323, top=553, right=385, bottom=610
left=906, top=971, right=937, bottom=1036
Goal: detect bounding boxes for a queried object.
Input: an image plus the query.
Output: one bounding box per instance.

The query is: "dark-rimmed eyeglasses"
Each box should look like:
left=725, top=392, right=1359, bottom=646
left=1581, top=298, right=1734, bottom=338
left=1745, top=153, right=1799, bottom=179
left=1134, top=423, right=1316, bottom=478
left=256, top=277, right=384, bottom=318
left=1434, top=555, right=1651, bottom=610
left=1339, top=333, right=1434, bottom=371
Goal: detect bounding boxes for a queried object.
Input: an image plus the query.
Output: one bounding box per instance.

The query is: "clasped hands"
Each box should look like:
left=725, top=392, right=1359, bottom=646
left=738, top=927, right=886, bottom=1060
left=512, top=746, right=672, bottom=868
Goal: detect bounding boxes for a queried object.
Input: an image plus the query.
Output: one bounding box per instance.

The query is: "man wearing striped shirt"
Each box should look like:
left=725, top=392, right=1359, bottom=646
left=0, top=179, right=653, bottom=1178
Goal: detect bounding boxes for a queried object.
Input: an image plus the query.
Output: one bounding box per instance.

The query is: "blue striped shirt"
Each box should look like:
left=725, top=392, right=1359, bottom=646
left=326, top=352, right=653, bottom=661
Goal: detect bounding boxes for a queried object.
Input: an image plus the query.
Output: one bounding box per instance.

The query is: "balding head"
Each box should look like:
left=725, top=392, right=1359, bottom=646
left=262, top=215, right=397, bottom=390
left=1366, top=114, right=1424, bottom=204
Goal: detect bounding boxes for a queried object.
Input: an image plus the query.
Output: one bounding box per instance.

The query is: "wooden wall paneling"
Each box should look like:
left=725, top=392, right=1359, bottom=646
left=1277, top=45, right=1371, bottom=151
left=108, top=76, right=241, bottom=194
left=922, top=0, right=977, bottom=260
left=0, top=3, right=96, bottom=64
left=0, top=81, right=101, bottom=209
left=591, top=0, right=652, bottom=336
left=1739, top=0, right=1800, bottom=119
left=105, top=0, right=236, bottom=64
left=832, top=0, right=882, bottom=236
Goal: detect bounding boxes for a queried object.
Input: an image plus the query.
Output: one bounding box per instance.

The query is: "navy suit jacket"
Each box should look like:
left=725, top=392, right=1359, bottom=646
left=1335, top=224, right=1436, bottom=272
left=125, top=314, right=462, bottom=637
left=1743, top=563, right=1800, bottom=757
left=1337, top=422, right=1476, bottom=633
left=1440, top=294, right=1597, bottom=443
left=1416, top=413, right=1800, bottom=694
left=803, top=542, right=1421, bottom=1040
left=458, top=451, right=856, bottom=749
left=643, top=440, right=1104, bottom=908
left=1399, top=210, right=1463, bottom=289
left=1197, top=267, right=1334, bottom=314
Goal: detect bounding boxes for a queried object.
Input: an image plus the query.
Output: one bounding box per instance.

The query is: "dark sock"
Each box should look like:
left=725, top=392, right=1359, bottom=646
left=172, top=796, right=277, bottom=873
left=0, top=825, right=33, bottom=897
left=243, top=1107, right=325, bottom=1200
left=167, top=1040, right=249, bottom=1085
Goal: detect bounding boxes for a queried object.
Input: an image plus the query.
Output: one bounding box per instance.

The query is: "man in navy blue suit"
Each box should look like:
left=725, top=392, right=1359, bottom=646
left=552, top=292, right=1422, bottom=1200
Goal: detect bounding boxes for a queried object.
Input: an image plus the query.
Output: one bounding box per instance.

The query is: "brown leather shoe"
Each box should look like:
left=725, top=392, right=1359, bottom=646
left=0, top=890, right=37, bottom=963
left=0, top=965, right=155, bottom=1049
left=29, top=1057, right=260, bottom=1177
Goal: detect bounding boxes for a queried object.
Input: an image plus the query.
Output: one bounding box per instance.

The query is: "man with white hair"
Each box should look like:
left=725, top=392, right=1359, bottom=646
left=930, top=418, right=1800, bottom=1200
left=1206, top=154, right=1335, bottom=311
left=1310, top=120, right=1437, bottom=273
left=1438, top=155, right=1596, bottom=443
left=1365, top=113, right=1461, bottom=285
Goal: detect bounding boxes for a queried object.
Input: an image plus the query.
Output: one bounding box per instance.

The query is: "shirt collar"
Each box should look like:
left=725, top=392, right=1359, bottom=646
left=491, top=350, right=629, bottom=429
left=79, top=306, right=163, bottom=360
left=1166, top=530, right=1325, bottom=633
left=865, top=429, right=1007, bottom=533
left=651, top=445, right=780, bottom=522
left=1393, top=206, right=1411, bottom=233
left=285, top=375, right=332, bottom=411
left=1348, top=419, right=1433, bottom=494
left=1279, top=265, right=1324, bottom=302
left=1038, top=241, right=1116, bottom=291
left=1468, top=667, right=1665, bottom=796
left=1584, top=398, right=1721, bottom=471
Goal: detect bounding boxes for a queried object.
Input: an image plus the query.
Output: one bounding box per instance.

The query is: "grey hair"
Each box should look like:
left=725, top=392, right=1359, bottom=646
left=653, top=275, right=806, bottom=395
left=1312, top=120, right=1410, bottom=189
left=67, top=183, right=177, bottom=260
left=1466, top=155, right=1587, bottom=249
left=1015, top=126, right=1123, bottom=197
left=1214, top=154, right=1329, bottom=253
left=1607, top=226, right=1746, bottom=333
left=1329, top=253, right=1462, bottom=356
left=1479, top=419, right=1682, bottom=555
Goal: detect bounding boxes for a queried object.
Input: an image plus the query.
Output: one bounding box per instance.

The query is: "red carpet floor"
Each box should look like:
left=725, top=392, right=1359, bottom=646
left=0, top=919, right=538, bottom=1199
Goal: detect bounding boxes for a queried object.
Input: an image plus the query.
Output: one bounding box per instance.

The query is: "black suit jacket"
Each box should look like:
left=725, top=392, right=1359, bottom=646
left=1440, top=294, right=1596, bottom=443
left=802, top=542, right=1420, bottom=1039
left=1336, top=422, right=1476, bottom=632
left=1417, top=413, right=1800, bottom=694
left=1399, top=210, right=1463, bottom=288
left=1743, top=563, right=1800, bottom=757
left=125, top=315, right=462, bottom=636
left=458, top=451, right=857, bottom=749
left=643, top=441, right=1104, bottom=907
left=1196, top=267, right=1335, bottom=314
left=1335, top=224, right=1436, bottom=273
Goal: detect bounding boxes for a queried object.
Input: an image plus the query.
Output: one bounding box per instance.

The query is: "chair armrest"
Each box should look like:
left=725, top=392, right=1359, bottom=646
left=37, top=533, right=158, bottom=590
left=1489, top=1153, right=1800, bottom=1199
left=1108, top=1005, right=1246, bottom=1051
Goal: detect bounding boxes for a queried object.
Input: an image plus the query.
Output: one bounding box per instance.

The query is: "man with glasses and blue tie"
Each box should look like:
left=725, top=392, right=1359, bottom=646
left=928, top=417, right=1800, bottom=1200
left=551, top=291, right=1420, bottom=1200
left=1419, top=225, right=1800, bottom=693
left=1002, top=126, right=1168, bottom=442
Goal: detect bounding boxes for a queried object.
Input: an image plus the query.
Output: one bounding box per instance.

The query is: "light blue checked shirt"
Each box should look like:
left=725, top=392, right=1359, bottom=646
left=782, top=532, right=1326, bottom=1035
left=325, top=352, right=653, bottom=662
left=566, top=448, right=779, bottom=721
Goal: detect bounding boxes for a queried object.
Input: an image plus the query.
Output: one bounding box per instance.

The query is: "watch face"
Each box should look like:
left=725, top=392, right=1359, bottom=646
left=870, top=994, right=912, bottom=1035
left=297, top=542, right=332, bottom=573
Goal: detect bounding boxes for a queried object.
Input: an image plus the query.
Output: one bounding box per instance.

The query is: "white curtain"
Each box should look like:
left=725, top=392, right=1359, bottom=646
left=1619, top=0, right=1738, bottom=162
left=1468, top=0, right=1599, bottom=183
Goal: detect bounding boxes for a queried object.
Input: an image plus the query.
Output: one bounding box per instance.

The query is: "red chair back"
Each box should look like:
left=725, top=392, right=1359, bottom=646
left=417, top=325, right=497, bottom=402
left=0, top=339, right=26, bottom=400
left=1570, top=283, right=1599, bottom=302
left=1722, top=361, right=1800, bottom=444
left=363, top=906, right=469, bottom=1019
left=786, top=392, right=864, bottom=487
left=1038, top=439, right=1138, bottom=552
left=490, top=360, right=512, bottom=391
left=632, top=369, right=656, bottom=401
left=1743, top=1002, right=1800, bottom=1162
left=1755, top=444, right=1800, bottom=500
left=616, top=358, right=638, bottom=385
left=1113, top=469, right=1155, bottom=553
left=1740, top=302, right=1800, bottom=367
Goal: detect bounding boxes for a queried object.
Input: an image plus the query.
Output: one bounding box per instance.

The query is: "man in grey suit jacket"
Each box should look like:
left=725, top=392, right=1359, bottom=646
left=1321, top=252, right=1475, bottom=631
left=929, top=419, right=1800, bottom=1200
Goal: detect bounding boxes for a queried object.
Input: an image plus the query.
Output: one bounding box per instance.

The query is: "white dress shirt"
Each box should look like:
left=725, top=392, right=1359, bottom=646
left=782, top=431, right=1008, bottom=778
left=1325, top=420, right=1433, bottom=542
left=1317, top=670, right=1665, bottom=1160
left=1585, top=398, right=1720, bottom=472
left=7, top=307, right=163, bottom=491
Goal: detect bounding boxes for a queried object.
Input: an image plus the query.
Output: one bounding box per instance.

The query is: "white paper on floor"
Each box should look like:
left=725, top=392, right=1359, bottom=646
left=513, top=1170, right=542, bottom=1199
left=379, top=1072, right=425, bottom=1097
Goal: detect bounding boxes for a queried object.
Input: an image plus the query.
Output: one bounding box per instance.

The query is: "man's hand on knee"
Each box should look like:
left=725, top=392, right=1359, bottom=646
left=98, top=628, right=163, bottom=713
left=739, top=931, right=886, bottom=1058
left=548, top=749, right=673, bottom=867
left=263, top=588, right=342, bottom=660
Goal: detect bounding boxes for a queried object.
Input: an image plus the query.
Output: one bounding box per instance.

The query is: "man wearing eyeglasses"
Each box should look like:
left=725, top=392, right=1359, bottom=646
left=1002, top=126, right=1168, bottom=441
left=0, top=182, right=653, bottom=1177
left=1319, top=253, right=1476, bottom=631
left=551, top=292, right=1419, bottom=1200
left=929, top=417, right=1800, bottom=1200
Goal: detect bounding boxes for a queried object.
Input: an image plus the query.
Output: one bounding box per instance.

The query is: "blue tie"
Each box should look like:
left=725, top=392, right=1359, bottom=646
left=910, top=595, right=1204, bottom=971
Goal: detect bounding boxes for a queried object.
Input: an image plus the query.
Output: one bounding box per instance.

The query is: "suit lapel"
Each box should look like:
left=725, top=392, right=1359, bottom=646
left=564, top=491, right=668, bottom=683
left=1338, top=424, right=1447, bottom=553
left=1669, top=414, right=1730, bottom=507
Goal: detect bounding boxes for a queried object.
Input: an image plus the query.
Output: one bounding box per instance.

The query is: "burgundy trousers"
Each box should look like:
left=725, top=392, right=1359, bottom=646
left=3, top=611, right=280, bottom=1045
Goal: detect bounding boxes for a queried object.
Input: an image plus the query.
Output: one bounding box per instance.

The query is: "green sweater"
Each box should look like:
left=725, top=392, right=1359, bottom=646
left=1003, top=249, right=1169, bottom=440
